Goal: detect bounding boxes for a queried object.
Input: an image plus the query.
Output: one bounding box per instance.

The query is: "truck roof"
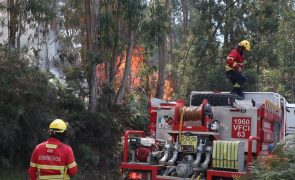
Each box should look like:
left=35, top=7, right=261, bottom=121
left=287, top=103, right=295, bottom=108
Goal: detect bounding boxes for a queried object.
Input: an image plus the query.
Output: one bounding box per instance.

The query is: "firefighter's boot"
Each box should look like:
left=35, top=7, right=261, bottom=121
left=230, top=87, right=239, bottom=95
left=237, top=87, right=245, bottom=99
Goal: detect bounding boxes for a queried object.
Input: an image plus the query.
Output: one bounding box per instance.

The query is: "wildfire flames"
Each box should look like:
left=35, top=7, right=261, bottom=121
left=97, top=46, right=174, bottom=100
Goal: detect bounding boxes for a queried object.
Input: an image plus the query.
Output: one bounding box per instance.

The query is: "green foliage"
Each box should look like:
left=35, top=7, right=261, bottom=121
left=0, top=45, right=56, bottom=168
left=170, top=0, right=225, bottom=98
left=62, top=66, right=88, bottom=101
left=273, top=2, right=295, bottom=102
left=122, top=93, right=149, bottom=131
left=245, top=1, right=280, bottom=35
left=122, top=0, right=146, bottom=30
left=3, top=0, right=295, bottom=178
left=71, top=112, right=120, bottom=174
left=243, top=69, right=258, bottom=91
left=141, top=0, right=171, bottom=48
left=247, top=135, right=295, bottom=180
left=25, top=0, right=56, bottom=23
left=0, top=169, right=27, bottom=180
left=0, top=43, right=149, bottom=177
left=207, top=66, right=231, bottom=91
left=168, top=0, right=295, bottom=103
left=245, top=1, right=280, bottom=72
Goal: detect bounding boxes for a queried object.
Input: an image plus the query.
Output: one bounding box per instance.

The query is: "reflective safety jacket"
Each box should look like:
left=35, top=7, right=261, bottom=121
left=28, top=137, right=78, bottom=180
left=225, top=48, right=245, bottom=72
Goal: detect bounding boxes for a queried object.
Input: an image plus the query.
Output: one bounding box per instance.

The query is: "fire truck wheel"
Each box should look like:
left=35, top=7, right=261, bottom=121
left=191, top=93, right=243, bottom=106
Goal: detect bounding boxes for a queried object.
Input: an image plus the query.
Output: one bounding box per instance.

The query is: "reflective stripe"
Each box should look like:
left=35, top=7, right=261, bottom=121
left=225, top=64, right=233, bottom=71
left=39, top=174, right=63, bottom=179
left=67, top=161, right=77, bottom=169
left=39, top=174, right=70, bottom=180
left=37, top=164, right=65, bottom=170
left=234, top=83, right=240, bottom=88
left=225, top=63, right=243, bottom=71
left=30, top=162, right=37, bottom=167
left=37, top=164, right=70, bottom=180
left=46, top=144, right=58, bottom=148
left=227, top=56, right=234, bottom=60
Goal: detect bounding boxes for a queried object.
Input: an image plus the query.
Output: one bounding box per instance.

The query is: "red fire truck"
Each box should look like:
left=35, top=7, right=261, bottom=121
left=121, top=92, right=294, bottom=180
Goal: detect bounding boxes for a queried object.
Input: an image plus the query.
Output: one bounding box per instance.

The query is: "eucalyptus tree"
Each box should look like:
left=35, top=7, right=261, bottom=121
left=140, top=0, right=171, bottom=99
left=155, top=0, right=170, bottom=99
left=222, top=0, right=246, bottom=56
left=6, top=0, right=19, bottom=50
left=103, top=0, right=123, bottom=88
left=2, top=0, right=55, bottom=57
left=218, top=0, right=249, bottom=91
left=244, top=0, right=280, bottom=75
left=173, top=0, right=226, bottom=97
left=83, top=0, right=100, bottom=112
left=180, top=0, right=188, bottom=34
left=114, top=0, right=146, bottom=104
left=274, top=1, right=295, bottom=101
left=0, top=45, right=58, bottom=170
left=55, top=0, right=100, bottom=112
left=46, top=0, right=145, bottom=108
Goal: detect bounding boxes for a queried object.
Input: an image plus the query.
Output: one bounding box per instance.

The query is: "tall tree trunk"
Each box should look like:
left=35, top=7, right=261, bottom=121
left=155, top=36, right=167, bottom=99
left=90, top=64, right=98, bottom=110
left=156, top=0, right=169, bottom=99
left=114, top=30, right=134, bottom=105
left=85, top=0, right=100, bottom=112
left=223, top=0, right=230, bottom=48
left=222, top=0, right=234, bottom=63
left=7, top=0, right=19, bottom=50
left=45, top=42, right=50, bottom=72
left=16, top=1, right=23, bottom=56
left=181, top=0, right=188, bottom=34
left=109, top=0, right=122, bottom=87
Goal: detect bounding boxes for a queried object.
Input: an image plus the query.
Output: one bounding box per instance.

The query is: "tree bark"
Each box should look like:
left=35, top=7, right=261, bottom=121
left=85, top=0, right=100, bottom=112
left=223, top=0, right=234, bottom=61
left=155, top=36, right=167, bottom=99
left=16, top=0, right=23, bottom=56
left=109, top=0, right=122, bottom=87
left=155, top=0, right=169, bottom=99
left=181, top=0, right=188, bottom=34
left=114, top=29, right=134, bottom=105
left=7, top=0, right=19, bottom=50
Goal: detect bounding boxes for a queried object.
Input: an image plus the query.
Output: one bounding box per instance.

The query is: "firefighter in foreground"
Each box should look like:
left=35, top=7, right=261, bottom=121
left=225, top=40, right=251, bottom=98
left=28, top=119, right=78, bottom=180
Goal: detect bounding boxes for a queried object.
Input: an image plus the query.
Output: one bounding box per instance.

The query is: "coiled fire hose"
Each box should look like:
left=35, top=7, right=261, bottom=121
left=178, top=106, right=202, bottom=140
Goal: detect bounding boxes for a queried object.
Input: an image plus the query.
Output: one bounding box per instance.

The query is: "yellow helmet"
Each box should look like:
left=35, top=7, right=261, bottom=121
left=49, top=119, right=68, bottom=133
left=239, top=40, right=251, bottom=51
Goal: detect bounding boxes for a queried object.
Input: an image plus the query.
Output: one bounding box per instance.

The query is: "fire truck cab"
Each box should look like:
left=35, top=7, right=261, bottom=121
left=121, top=91, right=295, bottom=180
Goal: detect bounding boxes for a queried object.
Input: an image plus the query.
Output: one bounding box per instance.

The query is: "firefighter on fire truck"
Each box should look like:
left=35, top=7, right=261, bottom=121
left=225, top=40, right=251, bottom=98
left=28, top=119, right=78, bottom=180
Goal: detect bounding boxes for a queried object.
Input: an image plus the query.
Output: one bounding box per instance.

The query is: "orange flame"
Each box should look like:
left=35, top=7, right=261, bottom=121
left=97, top=46, right=174, bottom=100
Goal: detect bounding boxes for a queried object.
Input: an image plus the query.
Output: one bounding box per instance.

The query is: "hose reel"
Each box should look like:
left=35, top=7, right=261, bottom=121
left=173, top=99, right=213, bottom=127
